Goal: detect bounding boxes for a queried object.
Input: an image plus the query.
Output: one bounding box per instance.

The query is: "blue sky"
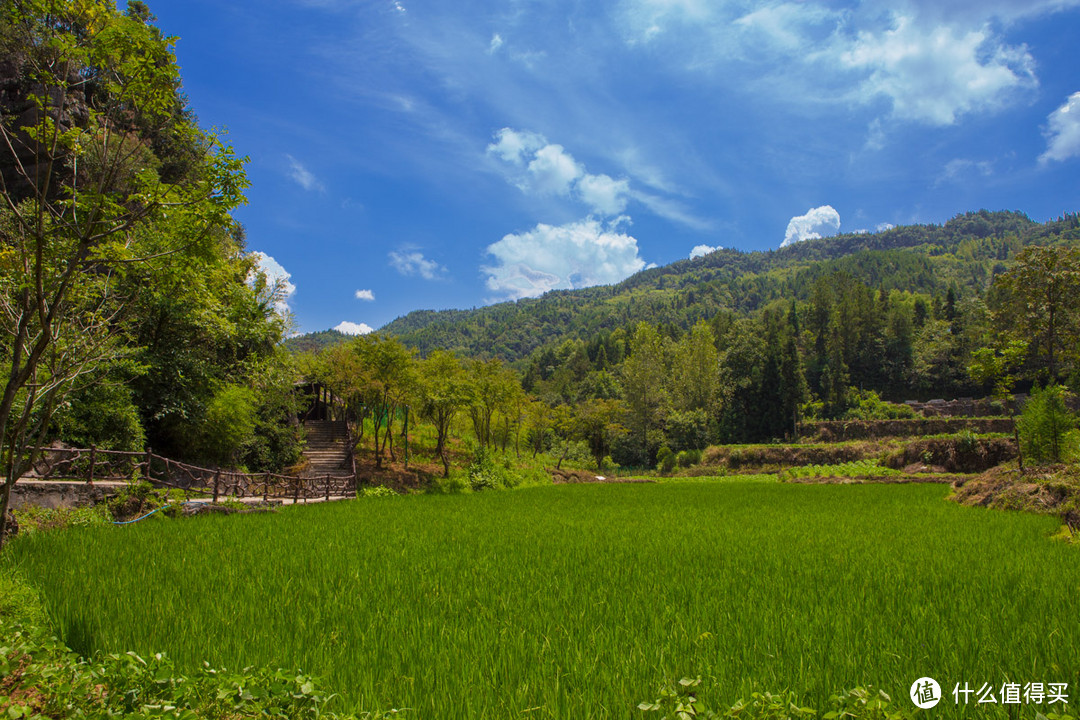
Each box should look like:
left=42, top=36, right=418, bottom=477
left=140, top=0, right=1080, bottom=335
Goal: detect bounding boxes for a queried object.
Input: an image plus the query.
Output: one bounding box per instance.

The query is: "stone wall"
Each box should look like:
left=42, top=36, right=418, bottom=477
left=902, top=397, right=1020, bottom=417
left=8, top=480, right=119, bottom=511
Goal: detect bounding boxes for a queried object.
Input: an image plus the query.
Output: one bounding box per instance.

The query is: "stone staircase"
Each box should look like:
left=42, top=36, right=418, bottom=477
left=301, top=420, right=351, bottom=478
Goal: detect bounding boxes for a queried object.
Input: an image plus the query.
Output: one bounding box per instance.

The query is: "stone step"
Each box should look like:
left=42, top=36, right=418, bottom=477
left=301, top=422, right=350, bottom=480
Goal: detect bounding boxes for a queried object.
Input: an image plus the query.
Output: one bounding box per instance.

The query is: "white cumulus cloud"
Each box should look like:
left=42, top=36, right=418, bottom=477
left=689, top=244, right=720, bottom=259
left=249, top=251, right=296, bottom=315
left=577, top=173, right=631, bottom=215
left=839, top=17, right=1036, bottom=126
left=389, top=250, right=444, bottom=280
left=285, top=154, right=323, bottom=191
left=355, top=289, right=375, bottom=301
left=1040, top=92, right=1080, bottom=164
left=525, top=143, right=584, bottom=196
left=334, top=321, right=374, bottom=336
left=487, top=128, right=546, bottom=165
left=782, top=205, right=841, bottom=247
left=483, top=218, right=647, bottom=300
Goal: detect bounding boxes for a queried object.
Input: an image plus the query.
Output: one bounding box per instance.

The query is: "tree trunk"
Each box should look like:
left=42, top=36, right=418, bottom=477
left=372, top=410, right=383, bottom=469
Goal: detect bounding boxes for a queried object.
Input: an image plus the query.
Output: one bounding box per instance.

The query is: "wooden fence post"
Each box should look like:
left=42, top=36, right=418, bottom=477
left=293, top=476, right=300, bottom=503
left=325, top=474, right=331, bottom=501
left=213, top=469, right=221, bottom=503
left=87, top=445, right=96, bottom=485
left=143, top=447, right=153, bottom=482
left=263, top=472, right=270, bottom=502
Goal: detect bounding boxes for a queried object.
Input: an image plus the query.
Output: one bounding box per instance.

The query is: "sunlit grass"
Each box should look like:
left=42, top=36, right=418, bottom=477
left=5, top=482, right=1078, bottom=719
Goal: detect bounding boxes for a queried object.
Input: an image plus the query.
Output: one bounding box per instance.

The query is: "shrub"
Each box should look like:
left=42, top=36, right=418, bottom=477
left=466, top=447, right=520, bottom=490
left=842, top=390, right=916, bottom=421
left=676, top=449, right=702, bottom=468
left=666, top=409, right=711, bottom=451
left=52, top=379, right=145, bottom=452
left=656, top=446, right=676, bottom=473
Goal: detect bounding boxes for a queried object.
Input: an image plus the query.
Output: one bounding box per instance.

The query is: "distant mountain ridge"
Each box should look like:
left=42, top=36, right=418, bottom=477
left=282, top=329, right=350, bottom=354
left=291, top=210, right=1079, bottom=363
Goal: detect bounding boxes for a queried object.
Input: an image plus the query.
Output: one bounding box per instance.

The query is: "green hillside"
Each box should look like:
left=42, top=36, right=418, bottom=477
left=377, top=210, right=1079, bottom=362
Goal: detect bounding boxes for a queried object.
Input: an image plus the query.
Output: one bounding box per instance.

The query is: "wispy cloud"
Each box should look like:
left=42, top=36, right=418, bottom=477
left=620, top=0, right=1045, bottom=129
left=285, top=154, right=324, bottom=191
left=389, top=250, right=445, bottom=280
left=935, top=158, right=995, bottom=186
left=487, top=128, right=709, bottom=225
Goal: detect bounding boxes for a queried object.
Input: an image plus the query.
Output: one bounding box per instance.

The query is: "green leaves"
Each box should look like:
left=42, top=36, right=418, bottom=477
left=639, top=683, right=910, bottom=720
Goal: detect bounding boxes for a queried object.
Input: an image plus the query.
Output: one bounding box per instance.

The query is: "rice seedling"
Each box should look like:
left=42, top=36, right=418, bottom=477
left=4, top=482, right=1077, bottom=719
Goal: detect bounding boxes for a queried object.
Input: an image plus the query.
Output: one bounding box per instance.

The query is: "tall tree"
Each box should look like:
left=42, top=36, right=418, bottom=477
left=669, top=320, right=720, bottom=414
left=355, top=336, right=414, bottom=468
left=417, top=349, right=468, bottom=477
left=621, top=322, right=668, bottom=465
left=466, top=358, right=516, bottom=449
left=0, top=1, right=247, bottom=543
left=990, top=246, right=1080, bottom=382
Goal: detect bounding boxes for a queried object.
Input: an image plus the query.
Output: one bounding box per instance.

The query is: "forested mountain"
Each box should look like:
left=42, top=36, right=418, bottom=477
left=377, top=210, right=1080, bottom=364
left=282, top=330, right=350, bottom=354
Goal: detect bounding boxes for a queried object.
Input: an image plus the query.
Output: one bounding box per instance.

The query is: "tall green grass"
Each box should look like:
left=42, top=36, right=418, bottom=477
left=4, top=483, right=1078, bottom=719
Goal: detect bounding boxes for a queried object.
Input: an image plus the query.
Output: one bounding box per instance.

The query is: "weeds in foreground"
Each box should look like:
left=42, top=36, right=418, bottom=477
left=0, top=569, right=401, bottom=720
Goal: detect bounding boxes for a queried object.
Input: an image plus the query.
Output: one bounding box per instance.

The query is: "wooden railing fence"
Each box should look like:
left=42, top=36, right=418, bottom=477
left=26, top=446, right=356, bottom=502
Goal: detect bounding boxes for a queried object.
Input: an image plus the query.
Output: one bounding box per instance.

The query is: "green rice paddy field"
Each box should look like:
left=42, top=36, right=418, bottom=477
left=5, top=481, right=1079, bottom=719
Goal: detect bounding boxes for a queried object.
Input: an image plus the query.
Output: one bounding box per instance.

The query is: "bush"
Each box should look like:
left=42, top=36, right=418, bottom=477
left=52, top=379, right=145, bottom=452
left=197, top=384, right=257, bottom=467
left=466, top=447, right=519, bottom=490
left=676, top=449, right=702, bottom=468
left=1018, top=384, right=1079, bottom=464
left=666, top=409, right=711, bottom=451
left=842, top=390, right=917, bottom=421
left=656, top=446, right=676, bottom=473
